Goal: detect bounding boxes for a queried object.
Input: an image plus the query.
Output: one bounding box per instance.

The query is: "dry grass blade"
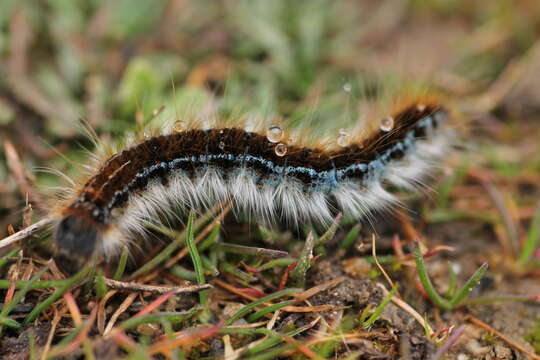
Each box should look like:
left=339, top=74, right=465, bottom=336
left=293, top=277, right=346, bottom=304
left=63, top=292, right=82, bottom=326
left=103, top=292, right=137, bottom=335
left=45, top=306, right=98, bottom=358
left=281, top=305, right=347, bottom=312
left=97, top=290, right=118, bottom=334
left=430, top=325, right=466, bottom=360
left=372, top=234, right=397, bottom=292
left=280, top=333, right=324, bottom=360
left=4, top=140, right=48, bottom=212
left=132, top=292, right=175, bottom=318
left=148, top=324, right=222, bottom=355
left=215, top=243, right=289, bottom=258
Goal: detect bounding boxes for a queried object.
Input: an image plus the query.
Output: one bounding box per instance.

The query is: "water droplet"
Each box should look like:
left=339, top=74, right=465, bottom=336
left=275, top=143, right=287, bottom=157
left=343, top=83, right=352, bottom=92
left=416, top=103, right=426, bottom=112
left=219, top=141, right=225, bottom=150
left=266, top=125, right=283, bottom=143
left=337, top=129, right=350, bottom=147
left=173, top=121, right=186, bottom=133
left=380, top=117, right=394, bottom=132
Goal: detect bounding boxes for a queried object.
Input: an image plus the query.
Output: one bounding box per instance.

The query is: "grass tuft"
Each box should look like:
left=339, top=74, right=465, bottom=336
left=415, top=245, right=488, bottom=311
left=225, top=288, right=301, bottom=326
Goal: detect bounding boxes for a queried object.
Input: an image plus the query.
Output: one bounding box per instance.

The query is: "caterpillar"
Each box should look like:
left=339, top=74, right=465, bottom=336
left=52, top=99, right=455, bottom=267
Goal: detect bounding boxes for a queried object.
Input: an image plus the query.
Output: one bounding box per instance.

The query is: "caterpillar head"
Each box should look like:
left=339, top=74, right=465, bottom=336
left=54, top=214, right=100, bottom=273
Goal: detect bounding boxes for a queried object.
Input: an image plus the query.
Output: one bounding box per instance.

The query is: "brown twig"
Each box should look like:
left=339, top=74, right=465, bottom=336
left=0, top=218, right=54, bottom=250
left=103, top=278, right=212, bottom=294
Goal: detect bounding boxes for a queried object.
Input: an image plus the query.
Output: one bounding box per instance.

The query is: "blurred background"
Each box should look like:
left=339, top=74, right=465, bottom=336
left=1, top=1, right=540, bottom=357
left=0, top=0, right=539, bottom=225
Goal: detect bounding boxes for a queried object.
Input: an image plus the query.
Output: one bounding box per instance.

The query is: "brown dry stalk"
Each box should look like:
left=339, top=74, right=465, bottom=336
left=97, top=290, right=118, bottom=334
left=0, top=218, right=53, bottom=250
left=103, top=292, right=138, bottom=335
left=293, top=277, right=346, bottom=304
left=378, top=283, right=434, bottom=336
left=4, top=140, right=48, bottom=212
left=281, top=305, right=347, bottom=313
left=103, top=278, right=212, bottom=294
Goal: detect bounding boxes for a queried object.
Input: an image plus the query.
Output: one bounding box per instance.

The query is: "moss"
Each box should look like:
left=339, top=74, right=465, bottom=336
left=525, top=317, right=540, bottom=354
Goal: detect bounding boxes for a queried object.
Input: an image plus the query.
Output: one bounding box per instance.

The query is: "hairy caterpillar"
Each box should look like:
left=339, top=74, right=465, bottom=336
left=52, top=98, right=455, bottom=267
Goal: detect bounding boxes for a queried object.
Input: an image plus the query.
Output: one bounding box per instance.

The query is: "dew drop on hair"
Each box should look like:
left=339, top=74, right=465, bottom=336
left=267, top=126, right=284, bottom=143
left=275, top=143, right=287, bottom=157
left=380, top=117, right=394, bottom=132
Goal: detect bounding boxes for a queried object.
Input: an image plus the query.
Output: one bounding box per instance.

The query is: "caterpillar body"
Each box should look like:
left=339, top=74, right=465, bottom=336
left=53, top=100, right=454, bottom=266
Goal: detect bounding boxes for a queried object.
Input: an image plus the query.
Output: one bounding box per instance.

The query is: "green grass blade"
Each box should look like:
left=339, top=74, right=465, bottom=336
left=225, top=288, right=300, bottom=326
left=95, top=271, right=108, bottom=299
left=198, top=222, right=221, bottom=252
left=169, top=265, right=197, bottom=281
left=362, top=285, right=397, bottom=329
left=315, top=213, right=341, bottom=246
left=1, top=266, right=49, bottom=318
left=246, top=300, right=294, bottom=322
left=289, top=232, right=316, bottom=288
left=256, top=258, right=297, bottom=272
left=119, top=310, right=200, bottom=330
left=518, top=202, right=540, bottom=265
left=113, top=247, right=130, bottom=280
left=0, top=248, right=19, bottom=270
left=449, top=262, right=488, bottom=309
left=23, top=266, right=90, bottom=325
left=131, top=207, right=217, bottom=278
left=0, top=279, right=66, bottom=289
left=0, top=315, right=21, bottom=329
left=185, top=211, right=208, bottom=307
left=414, top=246, right=452, bottom=310
left=340, top=224, right=361, bottom=249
